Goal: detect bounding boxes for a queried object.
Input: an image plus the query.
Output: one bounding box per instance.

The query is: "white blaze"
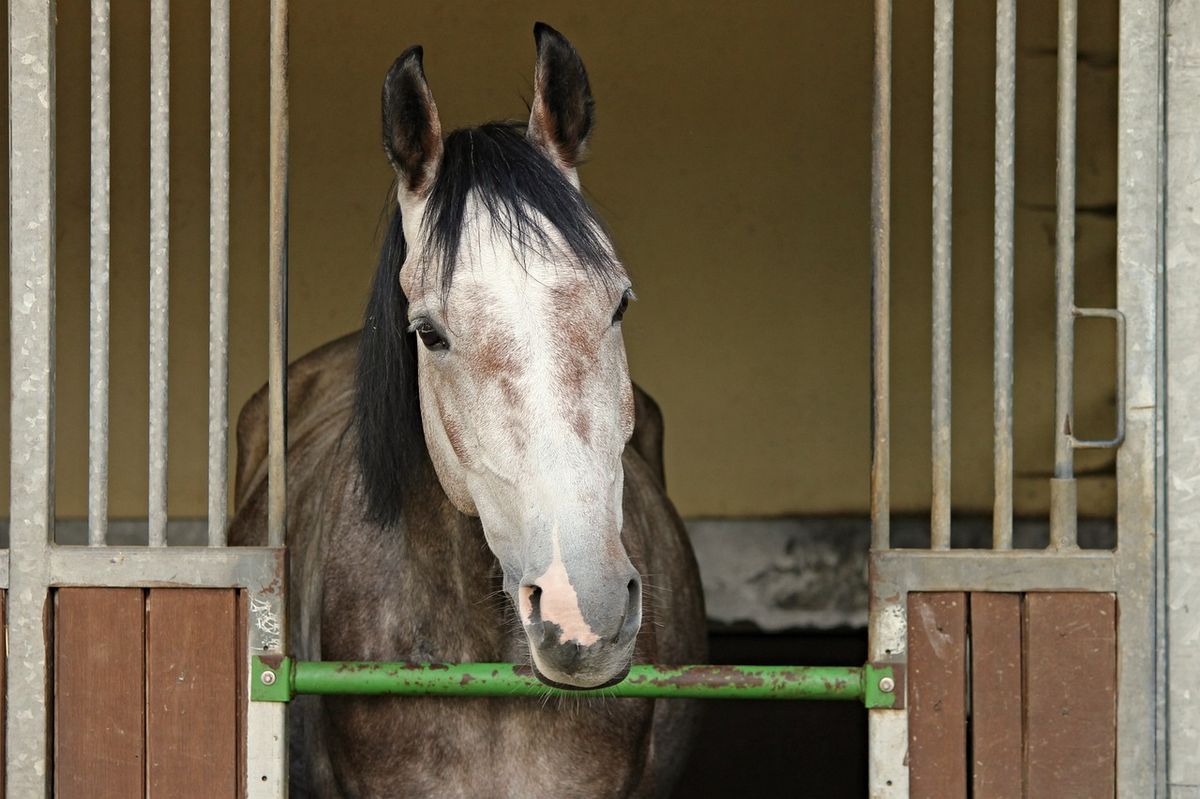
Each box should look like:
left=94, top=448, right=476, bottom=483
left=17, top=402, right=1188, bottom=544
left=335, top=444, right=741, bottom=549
left=529, top=518, right=599, bottom=647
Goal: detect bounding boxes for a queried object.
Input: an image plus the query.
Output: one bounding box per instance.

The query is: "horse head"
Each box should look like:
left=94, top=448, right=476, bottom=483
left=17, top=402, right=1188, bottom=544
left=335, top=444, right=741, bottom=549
left=361, top=24, right=642, bottom=689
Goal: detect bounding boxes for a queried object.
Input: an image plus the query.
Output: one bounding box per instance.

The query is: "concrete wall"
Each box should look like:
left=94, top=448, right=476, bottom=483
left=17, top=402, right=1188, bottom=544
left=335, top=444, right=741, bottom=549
left=0, top=1, right=1118, bottom=520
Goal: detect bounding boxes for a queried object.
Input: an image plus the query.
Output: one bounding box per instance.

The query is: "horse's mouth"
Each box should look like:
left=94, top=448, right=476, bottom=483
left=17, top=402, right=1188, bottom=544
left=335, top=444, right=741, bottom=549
left=529, top=659, right=632, bottom=692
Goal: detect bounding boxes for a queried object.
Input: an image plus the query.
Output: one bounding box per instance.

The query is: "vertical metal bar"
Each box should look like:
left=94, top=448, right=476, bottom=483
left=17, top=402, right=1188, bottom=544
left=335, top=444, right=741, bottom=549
left=867, top=0, right=905, bottom=793
left=8, top=0, right=56, bottom=791
left=1166, top=0, right=1200, bottom=792
left=870, top=0, right=892, bottom=552
left=247, top=569, right=289, bottom=797
left=992, top=0, right=1016, bottom=550
left=1050, top=0, right=1079, bottom=551
left=867, top=557, right=908, bottom=797
left=209, top=0, right=231, bottom=546
left=268, top=0, right=290, bottom=549
left=89, top=0, right=111, bottom=547
left=148, top=0, right=171, bottom=547
left=1116, top=0, right=1165, bottom=792
left=930, top=0, right=954, bottom=550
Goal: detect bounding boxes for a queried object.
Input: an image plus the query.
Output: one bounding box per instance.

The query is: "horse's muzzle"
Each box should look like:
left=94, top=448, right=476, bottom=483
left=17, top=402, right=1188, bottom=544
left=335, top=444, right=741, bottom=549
left=521, top=573, right=642, bottom=689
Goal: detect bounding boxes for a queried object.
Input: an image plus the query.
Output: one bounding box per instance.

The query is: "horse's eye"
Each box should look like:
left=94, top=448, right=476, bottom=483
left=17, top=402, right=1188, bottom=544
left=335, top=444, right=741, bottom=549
left=612, top=289, right=634, bottom=324
left=412, top=319, right=448, bottom=351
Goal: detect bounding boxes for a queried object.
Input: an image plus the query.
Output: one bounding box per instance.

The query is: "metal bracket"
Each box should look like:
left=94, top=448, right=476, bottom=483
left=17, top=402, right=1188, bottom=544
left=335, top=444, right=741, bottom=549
left=863, top=661, right=905, bottom=709
left=252, top=655, right=294, bottom=702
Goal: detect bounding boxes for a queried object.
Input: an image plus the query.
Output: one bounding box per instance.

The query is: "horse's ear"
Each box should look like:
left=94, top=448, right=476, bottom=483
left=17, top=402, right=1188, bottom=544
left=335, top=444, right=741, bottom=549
left=382, top=46, right=443, bottom=196
left=527, top=23, right=594, bottom=179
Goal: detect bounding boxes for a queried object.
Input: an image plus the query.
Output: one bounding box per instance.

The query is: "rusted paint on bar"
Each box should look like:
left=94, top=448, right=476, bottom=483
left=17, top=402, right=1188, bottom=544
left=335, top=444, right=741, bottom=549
left=870, top=0, right=893, bottom=552
left=148, top=0, right=170, bottom=547
left=1050, top=0, right=1078, bottom=550
left=992, top=0, right=1015, bottom=551
left=208, top=0, right=231, bottom=546
left=267, top=0, right=289, bottom=550
left=930, top=0, right=954, bottom=551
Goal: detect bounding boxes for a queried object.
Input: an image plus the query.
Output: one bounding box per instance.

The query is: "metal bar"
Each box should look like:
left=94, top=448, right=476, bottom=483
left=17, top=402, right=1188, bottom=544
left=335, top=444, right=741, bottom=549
left=0, top=551, right=10, bottom=590
left=148, top=0, right=170, bottom=547
left=8, top=0, right=57, bottom=791
left=868, top=0, right=906, bottom=792
left=267, top=0, right=290, bottom=549
left=1050, top=0, right=1079, bottom=550
left=48, top=546, right=284, bottom=590
left=245, top=554, right=288, bottom=798
left=930, top=0, right=954, bottom=550
left=869, top=548, right=1117, bottom=593
left=867, top=552, right=909, bottom=797
left=1166, top=0, right=1200, bottom=789
left=88, top=0, right=111, bottom=547
left=251, top=659, right=875, bottom=704
left=208, top=0, right=231, bottom=546
left=1115, top=0, right=1166, bottom=792
left=992, top=0, right=1016, bottom=550
left=870, top=0, right=893, bottom=552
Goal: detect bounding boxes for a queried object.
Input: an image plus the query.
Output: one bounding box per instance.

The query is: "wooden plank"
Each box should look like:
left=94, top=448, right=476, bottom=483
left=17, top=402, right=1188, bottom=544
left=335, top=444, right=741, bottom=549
left=54, top=588, right=146, bottom=799
left=970, top=592, right=1023, bottom=799
left=907, top=592, right=968, bottom=799
left=147, top=589, right=239, bottom=798
left=237, top=589, right=248, bottom=799
left=1024, top=592, right=1117, bottom=798
left=1, top=591, right=6, bottom=799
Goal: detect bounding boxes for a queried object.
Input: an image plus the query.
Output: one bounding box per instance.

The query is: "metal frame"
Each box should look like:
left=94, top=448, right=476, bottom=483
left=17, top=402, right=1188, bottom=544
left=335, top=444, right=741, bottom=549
left=8, top=0, right=1186, bottom=794
left=7, top=0, right=291, bottom=794
left=866, top=0, right=1166, bottom=796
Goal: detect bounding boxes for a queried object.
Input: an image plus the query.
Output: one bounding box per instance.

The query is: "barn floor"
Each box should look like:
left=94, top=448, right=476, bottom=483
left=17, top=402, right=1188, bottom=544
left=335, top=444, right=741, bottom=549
left=674, top=631, right=868, bottom=798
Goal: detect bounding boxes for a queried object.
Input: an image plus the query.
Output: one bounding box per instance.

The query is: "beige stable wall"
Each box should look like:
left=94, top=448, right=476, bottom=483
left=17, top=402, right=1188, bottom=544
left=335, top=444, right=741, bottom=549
left=1, top=1, right=1118, bottom=520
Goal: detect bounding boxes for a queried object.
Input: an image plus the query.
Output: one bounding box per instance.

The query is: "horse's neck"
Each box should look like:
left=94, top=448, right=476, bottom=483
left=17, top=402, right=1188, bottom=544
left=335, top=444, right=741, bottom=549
left=319, top=463, right=511, bottom=663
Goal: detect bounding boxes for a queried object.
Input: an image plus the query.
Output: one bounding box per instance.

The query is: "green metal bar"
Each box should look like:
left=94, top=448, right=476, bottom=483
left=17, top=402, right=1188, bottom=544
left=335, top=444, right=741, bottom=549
left=251, top=658, right=900, bottom=708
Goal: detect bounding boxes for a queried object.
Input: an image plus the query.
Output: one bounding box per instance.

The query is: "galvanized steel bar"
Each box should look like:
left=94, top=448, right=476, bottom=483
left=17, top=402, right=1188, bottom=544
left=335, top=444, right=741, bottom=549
left=267, top=0, right=289, bottom=549
left=1166, top=0, right=1200, bottom=789
left=88, top=0, right=111, bottom=547
left=48, top=546, right=285, bottom=589
left=1115, top=0, right=1165, bottom=792
left=992, top=0, right=1016, bottom=550
left=867, top=551, right=909, bottom=798
left=868, top=1, right=907, bottom=793
left=870, top=0, right=893, bottom=552
left=247, top=580, right=288, bottom=797
left=209, top=0, right=231, bottom=546
left=253, top=659, right=873, bottom=703
left=930, top=0, right=954, bottom=551
left=8, top=0, right=57, bottom=791
left=1050, top=0, right=1079, bottom=551
left=148, top=0, right=171, bottom=547
left=869, top=548, right=1117, bottom=593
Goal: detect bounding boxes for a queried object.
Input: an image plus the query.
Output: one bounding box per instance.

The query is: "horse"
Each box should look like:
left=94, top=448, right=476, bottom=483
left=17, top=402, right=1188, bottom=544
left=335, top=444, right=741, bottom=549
left=230, top=23, right=706, bottom=797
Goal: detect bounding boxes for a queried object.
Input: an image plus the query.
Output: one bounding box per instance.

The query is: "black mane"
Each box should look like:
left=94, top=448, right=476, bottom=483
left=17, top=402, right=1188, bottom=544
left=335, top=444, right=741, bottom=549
left=355, top=122, right=622, bottom=527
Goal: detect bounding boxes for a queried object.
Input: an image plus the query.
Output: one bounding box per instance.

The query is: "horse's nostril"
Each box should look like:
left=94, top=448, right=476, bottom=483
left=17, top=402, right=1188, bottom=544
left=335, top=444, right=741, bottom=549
left=525, top=584, right=543, bottom=624
left=615, top=577, right=642, bottom=642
